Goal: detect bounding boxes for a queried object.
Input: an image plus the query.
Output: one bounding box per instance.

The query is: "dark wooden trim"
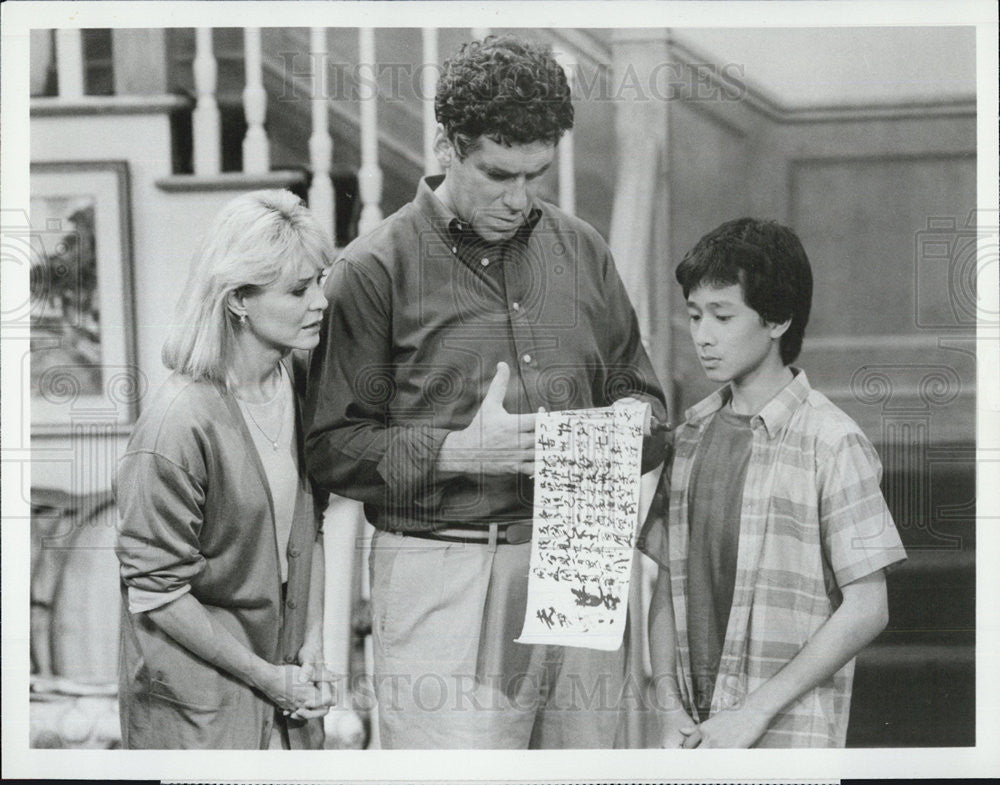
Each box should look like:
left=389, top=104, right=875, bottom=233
left=30, top=95, right=190, bottom=117
left=155, top=170, right=308, bottom=192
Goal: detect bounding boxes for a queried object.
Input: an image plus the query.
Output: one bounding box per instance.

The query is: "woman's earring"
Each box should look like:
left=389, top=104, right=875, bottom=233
left=239, top=313, right=247, bottom=326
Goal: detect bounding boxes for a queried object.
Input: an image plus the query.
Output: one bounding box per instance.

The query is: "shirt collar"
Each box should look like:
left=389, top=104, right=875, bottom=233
left=414, top=175, right=542, bottom=248
left=685, top=368, right=811, bottom=439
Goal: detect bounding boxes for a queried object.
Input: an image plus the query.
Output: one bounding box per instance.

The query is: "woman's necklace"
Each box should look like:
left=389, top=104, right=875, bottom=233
left=242, top=397, right=285, bottom=451
left=236, top=367, right=286, bottom=451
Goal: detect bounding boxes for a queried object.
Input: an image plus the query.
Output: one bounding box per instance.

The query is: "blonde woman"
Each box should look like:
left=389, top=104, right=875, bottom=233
left=115, top=190, right=334, bottom=749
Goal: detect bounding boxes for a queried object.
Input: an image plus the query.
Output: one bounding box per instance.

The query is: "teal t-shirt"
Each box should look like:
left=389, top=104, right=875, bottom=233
left=686, top=403, right=753, bottom=720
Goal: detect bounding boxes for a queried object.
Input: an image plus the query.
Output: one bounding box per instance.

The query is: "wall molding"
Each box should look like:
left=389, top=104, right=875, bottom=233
left=789, top=150, right=977, bottom=167
left=666, top=36, right=976, bottom=125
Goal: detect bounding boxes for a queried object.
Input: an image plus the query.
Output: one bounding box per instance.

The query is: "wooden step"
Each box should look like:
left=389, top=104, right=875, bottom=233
left=885, top=549, right=975, bottom=633
left=848, top=635, right=974, bottom=747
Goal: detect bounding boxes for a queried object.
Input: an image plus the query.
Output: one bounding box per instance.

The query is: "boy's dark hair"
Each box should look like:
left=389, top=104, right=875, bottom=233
left=676, top=218, right=813, bottom=365
left=435, top=35, right=574, bottom=159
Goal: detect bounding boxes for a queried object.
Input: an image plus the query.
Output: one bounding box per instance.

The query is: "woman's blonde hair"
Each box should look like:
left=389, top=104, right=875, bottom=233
left=162, top=189, right=332, bottom=383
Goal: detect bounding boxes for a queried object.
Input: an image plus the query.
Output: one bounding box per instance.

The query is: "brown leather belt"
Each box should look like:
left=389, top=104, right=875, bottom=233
left=403, top=522, right=533, bottom=546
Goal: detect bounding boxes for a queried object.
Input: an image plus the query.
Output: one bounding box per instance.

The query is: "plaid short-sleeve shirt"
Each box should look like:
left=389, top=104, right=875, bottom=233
left=639, top=370, right=906, bottom=747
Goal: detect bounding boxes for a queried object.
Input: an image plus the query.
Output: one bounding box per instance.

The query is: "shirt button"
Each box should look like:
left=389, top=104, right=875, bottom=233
left=451, top=246, right=457, bottom=254
left=512, top=302, right=520, bottom=311
left=285, top=654, right=296, bottom=663
left=286, top=598, right=298, bottom=609
left=481, top=257, right=490, bottom=267
left=288, top=547, right=300, bottom=558
left=522, top=354, right=532, bottom=364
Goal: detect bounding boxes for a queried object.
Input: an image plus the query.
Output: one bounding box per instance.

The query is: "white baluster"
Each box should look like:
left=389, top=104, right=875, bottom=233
left=193, top=27, right=221, bottom=175
left=357, top=28, right=383, bottom=236
left=31, top=30, right=55, bottom=96
left=241, top=27, right=269, bottom=174
left=421, top=28, right=440, bottom=176
left=55, top=29, right=84, bottom=97
left=320, top=495, right=366, bottom=745
left=554, top=49, right=576, bottom=216
left=470, top=27, right=492, bottom=41
left=308, top=27, right=335, bottom=243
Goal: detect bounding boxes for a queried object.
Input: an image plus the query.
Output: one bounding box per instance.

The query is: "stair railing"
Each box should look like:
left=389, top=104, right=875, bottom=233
left=421, top=27, right=441, bottom=177
left=53, top=29, right=84, bottom=97
left=192, top=27, right=221, bottom=175
left=356, top=27, right=383, bottom=237
left=308, top=27, right=336, bottom=243
left=241, top=27, right=270, bottom=175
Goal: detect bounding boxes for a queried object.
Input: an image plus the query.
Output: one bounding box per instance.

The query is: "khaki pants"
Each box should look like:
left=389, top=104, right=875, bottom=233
left=369, top=529, right=626, bottom=749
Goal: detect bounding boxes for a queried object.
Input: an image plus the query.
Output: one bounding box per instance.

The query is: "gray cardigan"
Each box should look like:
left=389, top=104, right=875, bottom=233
left=115, top=360, right=324, bottom=749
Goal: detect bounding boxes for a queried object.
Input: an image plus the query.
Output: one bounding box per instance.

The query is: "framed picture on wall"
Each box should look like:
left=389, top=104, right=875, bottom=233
left=28, top=161, right=140, bottom=432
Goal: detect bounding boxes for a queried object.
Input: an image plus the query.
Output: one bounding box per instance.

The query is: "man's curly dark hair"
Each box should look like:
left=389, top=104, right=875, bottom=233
left=435, top=35, right=574, bottom=159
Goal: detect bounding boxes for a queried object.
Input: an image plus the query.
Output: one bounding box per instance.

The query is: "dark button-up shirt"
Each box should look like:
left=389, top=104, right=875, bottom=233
left=304, top=175, right=666, bottom=532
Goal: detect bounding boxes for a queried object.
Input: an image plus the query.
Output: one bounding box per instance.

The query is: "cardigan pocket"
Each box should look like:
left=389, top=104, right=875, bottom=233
left=146, top=657, right=240, bottom=712
left=139, top=687, right=238, bottom=749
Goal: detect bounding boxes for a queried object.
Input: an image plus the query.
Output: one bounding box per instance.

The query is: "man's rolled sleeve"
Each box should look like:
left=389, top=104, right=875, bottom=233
left=818, top=432, right=907, bottom=588
left=375, top=423, right=451, bottom=515
left=116, top=450, right=207, bottom=607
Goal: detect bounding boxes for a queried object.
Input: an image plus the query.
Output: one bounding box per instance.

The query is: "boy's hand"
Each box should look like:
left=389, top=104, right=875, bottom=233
left=680, top=703, right=771, bottom=748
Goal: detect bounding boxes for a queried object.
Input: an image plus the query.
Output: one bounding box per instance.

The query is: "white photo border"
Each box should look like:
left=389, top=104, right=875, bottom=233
left=2, top=1, right=997, bottom=781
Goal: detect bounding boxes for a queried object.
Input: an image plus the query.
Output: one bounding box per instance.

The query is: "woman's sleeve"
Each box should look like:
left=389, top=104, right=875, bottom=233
left=115, top=450, right=208, bottom=611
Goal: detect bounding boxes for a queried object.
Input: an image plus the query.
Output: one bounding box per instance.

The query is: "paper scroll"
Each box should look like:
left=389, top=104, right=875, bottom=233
left=516, top=400, right=649, bottom=650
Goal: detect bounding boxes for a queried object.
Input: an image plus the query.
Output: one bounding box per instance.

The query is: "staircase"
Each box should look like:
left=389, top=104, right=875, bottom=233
left=847, top=448, right=975, bottom=747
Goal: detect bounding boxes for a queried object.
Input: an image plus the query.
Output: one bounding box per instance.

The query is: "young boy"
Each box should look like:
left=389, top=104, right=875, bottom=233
left=639, top=218, right=906, bottom=748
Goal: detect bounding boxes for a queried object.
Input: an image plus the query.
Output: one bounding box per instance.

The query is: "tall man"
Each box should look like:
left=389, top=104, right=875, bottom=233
left=305, top=35, right=666, bottom=749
